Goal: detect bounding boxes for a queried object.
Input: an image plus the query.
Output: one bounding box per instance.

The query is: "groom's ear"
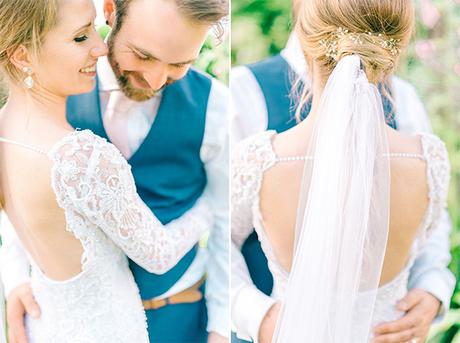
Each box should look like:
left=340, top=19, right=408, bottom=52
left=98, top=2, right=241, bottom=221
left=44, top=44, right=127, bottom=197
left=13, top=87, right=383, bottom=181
left=103, top=0, right=117, bottom=27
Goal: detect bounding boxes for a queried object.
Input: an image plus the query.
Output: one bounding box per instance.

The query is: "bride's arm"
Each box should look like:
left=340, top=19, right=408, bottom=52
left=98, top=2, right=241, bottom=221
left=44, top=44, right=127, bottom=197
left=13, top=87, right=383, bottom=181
left=51, top=134, right=212, bottom=274
left=231, top=142, right=276, bottom=342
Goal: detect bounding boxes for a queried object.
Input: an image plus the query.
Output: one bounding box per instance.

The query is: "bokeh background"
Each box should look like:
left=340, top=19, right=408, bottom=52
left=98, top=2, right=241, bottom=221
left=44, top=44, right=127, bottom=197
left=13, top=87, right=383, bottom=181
left=233, top=0, right=460, bottom=341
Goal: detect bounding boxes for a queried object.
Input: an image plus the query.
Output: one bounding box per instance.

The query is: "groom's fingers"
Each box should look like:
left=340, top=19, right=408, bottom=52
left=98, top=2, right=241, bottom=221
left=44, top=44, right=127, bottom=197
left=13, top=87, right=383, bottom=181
left=373, top=314, right=418, bottom=335
left=372, top=328, right=418, bottom=343
left=7, top=301, right=28, bottom=343
left=20, top=291, right=40, bottom=319
left=6, top=283, right=40, bottom=343
left=396, top=289, right=424, bottom=312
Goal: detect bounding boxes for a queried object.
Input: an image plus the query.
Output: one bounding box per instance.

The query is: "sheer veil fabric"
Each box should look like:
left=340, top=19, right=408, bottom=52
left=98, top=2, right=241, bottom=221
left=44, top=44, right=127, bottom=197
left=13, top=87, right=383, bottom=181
left=273, top=55, right=391, bottom=342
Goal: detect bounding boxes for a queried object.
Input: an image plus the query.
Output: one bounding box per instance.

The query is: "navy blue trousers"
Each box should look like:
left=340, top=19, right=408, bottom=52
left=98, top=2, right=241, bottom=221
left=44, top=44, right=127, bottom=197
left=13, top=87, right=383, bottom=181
left=145, top=284, right=208, bottom=343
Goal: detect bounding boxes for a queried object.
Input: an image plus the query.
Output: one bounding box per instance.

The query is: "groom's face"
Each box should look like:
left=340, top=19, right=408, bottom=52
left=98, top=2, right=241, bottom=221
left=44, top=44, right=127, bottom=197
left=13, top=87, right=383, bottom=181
left=106, top=0, right=210, bottom=101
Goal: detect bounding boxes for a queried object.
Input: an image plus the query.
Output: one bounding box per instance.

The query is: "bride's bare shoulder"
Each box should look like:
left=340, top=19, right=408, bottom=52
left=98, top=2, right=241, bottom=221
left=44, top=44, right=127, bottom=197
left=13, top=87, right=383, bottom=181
left=387, top=129, right=429, bottom=191
left=271, top=122, right=312, bottom=158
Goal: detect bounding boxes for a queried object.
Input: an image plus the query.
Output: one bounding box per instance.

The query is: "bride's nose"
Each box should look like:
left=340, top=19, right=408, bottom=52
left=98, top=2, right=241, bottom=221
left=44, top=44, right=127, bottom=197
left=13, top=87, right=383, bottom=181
left=91, top=42, right=109, bottom=58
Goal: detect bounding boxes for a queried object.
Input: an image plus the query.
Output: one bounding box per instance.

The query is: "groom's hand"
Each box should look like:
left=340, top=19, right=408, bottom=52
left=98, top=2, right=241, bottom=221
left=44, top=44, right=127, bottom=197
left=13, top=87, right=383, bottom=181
left=208, top=332, right=228, bottom=343
left=259, top=302, right=281, bottom=343
left=373, top=289, right=440, bottom=343
left=6, top=283, right=40, bottom=343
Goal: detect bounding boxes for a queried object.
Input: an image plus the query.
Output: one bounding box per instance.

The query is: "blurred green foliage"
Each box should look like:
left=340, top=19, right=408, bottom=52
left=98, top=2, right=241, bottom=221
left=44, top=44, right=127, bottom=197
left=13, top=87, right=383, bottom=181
left=197, top=30, right=229, bottom=85
left=232, top=0, right=292, bottom=65
left=232, top=0, right=460, bottom=341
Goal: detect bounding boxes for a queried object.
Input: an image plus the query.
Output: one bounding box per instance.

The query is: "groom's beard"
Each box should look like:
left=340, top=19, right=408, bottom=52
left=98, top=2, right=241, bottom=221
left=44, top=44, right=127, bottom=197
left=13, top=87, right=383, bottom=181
left=107, top=38, right=176, bottom=102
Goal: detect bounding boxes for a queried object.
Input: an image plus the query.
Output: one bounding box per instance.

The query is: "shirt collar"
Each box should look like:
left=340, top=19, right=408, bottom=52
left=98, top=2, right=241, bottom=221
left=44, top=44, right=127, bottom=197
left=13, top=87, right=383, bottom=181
left=97, top=55, right=120, bottom=92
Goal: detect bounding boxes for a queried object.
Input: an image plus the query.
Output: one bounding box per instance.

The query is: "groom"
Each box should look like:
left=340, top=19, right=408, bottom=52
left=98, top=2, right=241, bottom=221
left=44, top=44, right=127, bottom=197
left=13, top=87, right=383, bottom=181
left=1, top=0, right=229, bottom=342
left=231, top=1, right=455, bottom=343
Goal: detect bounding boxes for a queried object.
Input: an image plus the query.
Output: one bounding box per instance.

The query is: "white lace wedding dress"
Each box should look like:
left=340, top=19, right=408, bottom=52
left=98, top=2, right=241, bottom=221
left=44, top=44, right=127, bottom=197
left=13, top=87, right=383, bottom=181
left=231, top=130, right=450, bottom=340
left=1, top=129, right=211, bottom=342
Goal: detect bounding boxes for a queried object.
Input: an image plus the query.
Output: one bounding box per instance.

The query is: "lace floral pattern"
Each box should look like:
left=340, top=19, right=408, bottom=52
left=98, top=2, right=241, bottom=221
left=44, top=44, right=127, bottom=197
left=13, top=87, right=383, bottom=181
left=231, top=130, right=450, bottom=339
left=26, top=130, right=212, bottom=342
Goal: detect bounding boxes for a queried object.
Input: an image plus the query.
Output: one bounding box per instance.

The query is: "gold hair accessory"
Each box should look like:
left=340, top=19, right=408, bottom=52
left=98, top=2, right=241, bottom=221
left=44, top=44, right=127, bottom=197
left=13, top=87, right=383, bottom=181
left=320, top=27, right=401, bottom=61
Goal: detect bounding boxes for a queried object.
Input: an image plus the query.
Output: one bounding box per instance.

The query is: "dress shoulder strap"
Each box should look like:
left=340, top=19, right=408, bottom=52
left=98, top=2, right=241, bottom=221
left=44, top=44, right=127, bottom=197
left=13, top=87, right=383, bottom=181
left=0, top=137, right=47, bottom=155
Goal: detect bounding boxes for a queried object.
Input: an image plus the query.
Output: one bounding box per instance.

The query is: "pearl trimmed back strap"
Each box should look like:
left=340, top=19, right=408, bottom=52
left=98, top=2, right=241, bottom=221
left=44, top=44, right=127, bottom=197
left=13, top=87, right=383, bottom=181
left=0, top=137, right=47, bottom=155
left=276, top=152, right=425, bottom=163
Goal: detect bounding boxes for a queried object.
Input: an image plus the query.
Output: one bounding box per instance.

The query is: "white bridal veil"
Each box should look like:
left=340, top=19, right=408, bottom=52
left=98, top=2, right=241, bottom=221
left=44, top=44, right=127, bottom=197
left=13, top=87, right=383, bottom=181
left=273, top=55, right=391, bottom=342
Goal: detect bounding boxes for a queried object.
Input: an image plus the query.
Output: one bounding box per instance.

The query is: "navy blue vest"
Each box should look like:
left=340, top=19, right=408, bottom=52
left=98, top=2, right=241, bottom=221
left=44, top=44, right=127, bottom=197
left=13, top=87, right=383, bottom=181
left=66, top=68, right=211, bottom=299
left=243, top=54, right=397, bottom=296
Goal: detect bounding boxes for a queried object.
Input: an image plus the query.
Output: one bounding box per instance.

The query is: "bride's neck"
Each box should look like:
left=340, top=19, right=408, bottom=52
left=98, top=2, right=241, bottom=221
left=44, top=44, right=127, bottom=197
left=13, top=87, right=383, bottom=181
left=4, top=85, right=70, bottom=130
left=298, top=63, right=325, bottom=129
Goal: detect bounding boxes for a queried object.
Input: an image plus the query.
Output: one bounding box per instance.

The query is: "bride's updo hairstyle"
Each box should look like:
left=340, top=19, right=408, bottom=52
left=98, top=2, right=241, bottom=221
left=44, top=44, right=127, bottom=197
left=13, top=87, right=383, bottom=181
left=296, top=0, right=414, bottom=85
left=0, top=0, right=58, bottom=85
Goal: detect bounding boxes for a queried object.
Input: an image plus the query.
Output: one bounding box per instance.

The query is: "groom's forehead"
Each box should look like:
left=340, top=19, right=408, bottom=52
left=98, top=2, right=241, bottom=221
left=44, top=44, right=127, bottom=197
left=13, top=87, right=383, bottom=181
left=120, top=0, right=193, bottom=35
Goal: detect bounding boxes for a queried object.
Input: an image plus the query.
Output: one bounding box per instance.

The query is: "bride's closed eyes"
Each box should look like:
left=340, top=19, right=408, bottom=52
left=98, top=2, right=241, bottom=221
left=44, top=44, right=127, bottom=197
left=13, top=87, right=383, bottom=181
left=74, top=35, right=88, bottom=43
left=72, top=21, right=97, bottom=44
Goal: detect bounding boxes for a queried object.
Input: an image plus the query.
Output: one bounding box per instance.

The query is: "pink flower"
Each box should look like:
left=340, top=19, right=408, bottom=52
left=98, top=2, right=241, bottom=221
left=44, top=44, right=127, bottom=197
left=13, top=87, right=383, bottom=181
left=420, top=0, right=441, bottom=29
left=415, top=40, right=436, bottom=60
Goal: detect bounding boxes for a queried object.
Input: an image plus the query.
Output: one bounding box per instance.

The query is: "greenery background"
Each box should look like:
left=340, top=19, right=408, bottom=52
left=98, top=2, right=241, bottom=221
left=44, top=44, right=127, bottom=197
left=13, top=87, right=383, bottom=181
left=233, top=0, right=460, bottom=341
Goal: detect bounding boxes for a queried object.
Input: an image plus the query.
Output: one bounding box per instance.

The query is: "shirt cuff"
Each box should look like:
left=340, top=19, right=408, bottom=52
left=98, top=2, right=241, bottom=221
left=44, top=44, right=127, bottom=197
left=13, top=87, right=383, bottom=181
left=409, top=269, right=455, bottom=322
left=232, top=285, right=276, bottom=342
left=1, top=265, right=30, bottom=297
left=206, top=300, right=230, bottom=338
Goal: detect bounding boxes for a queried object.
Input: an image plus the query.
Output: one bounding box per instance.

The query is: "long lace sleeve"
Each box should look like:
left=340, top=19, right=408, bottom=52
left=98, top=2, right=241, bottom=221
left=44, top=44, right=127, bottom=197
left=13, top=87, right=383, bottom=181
left=231, top=131, right=278, bottom=341
left=231, top=140, right=259, bottom=247
left=49, top=131, right=212, bottom=274
left=232, top=131, right=277, bottom=246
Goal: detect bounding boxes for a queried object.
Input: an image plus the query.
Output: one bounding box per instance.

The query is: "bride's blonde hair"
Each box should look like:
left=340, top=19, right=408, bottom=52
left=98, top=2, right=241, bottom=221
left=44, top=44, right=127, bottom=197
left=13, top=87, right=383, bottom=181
left=296, top=0, right=414, bottom=85
left=0, top=0, right=58, bottom=85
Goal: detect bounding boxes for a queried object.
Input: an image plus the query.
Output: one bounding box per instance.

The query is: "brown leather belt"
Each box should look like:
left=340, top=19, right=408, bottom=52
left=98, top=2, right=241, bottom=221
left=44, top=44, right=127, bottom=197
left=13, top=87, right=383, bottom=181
left=142, top=276, right=206, bottom=310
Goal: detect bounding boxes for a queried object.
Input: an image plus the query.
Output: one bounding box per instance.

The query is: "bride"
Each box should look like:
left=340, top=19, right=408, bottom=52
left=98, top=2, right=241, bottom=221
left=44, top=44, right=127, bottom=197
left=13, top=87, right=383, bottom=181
left=231, top=0, right=450, bottom=342
left=0, top=0, right=212, bottom=342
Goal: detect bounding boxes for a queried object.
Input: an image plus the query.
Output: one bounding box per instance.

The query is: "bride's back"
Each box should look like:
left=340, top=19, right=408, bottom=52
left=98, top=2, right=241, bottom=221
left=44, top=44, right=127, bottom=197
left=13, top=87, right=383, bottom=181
left=0, top=0, right=108, bottom=282
left=0, top=114, right=84, bottom=281
left=259, top=123, right=429, bottom=286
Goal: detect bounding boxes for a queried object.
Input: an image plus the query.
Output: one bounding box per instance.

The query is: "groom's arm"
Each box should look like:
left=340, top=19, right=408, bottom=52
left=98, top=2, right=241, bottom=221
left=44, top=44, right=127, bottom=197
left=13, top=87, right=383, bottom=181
left=230, top=66, right=269, bottom=143
left=0, top=217, right=31, bottom=297
left=201, top=79, right=230, bottom=340
left=231, top=243, right=277, bottom=342
left=230, top=66, right=279, bottom=342
left=408, top=210, right=455, bottom=318
left=373, top=211, right=454, bottom=343
left=0, top=216, right=40, bottom=343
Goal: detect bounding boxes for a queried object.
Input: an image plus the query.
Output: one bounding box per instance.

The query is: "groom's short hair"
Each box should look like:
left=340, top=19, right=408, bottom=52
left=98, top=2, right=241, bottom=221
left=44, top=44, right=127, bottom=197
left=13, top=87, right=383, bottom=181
left=112, top=0, right=228, bottom=36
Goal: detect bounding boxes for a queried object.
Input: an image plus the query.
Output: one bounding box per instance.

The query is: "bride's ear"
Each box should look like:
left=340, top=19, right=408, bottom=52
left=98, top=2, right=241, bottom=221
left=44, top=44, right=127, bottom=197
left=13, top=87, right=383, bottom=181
left=103, top=0, right=116, bottom=27
left=8, top=45, right=33, bottom=73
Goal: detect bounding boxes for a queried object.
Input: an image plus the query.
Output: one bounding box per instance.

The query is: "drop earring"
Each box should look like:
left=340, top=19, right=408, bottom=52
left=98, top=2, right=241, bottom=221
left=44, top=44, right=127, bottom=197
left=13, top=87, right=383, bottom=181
left=23, top=66, right=33, bottom=89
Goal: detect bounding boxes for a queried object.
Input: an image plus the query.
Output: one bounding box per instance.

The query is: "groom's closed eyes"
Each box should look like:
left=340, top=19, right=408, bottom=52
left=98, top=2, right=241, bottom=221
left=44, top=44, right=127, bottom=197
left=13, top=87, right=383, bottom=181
left=129, top=45, right=196, bottom=69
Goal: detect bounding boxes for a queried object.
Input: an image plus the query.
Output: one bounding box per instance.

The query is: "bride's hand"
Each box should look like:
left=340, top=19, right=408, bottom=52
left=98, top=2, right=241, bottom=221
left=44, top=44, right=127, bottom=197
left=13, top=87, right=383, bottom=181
left=258, top=302, right=281, bottom=343
left=372, top=288, right=440, bottom=343
left=6, top=283, right=40, bottom=343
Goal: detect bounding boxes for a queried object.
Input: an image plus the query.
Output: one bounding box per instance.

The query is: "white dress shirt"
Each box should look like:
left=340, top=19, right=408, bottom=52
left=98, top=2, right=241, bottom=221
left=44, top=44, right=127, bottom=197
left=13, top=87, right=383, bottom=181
left=0, top=56, right=230, bottom=337
left=230, top=33, right=455, bottom=341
